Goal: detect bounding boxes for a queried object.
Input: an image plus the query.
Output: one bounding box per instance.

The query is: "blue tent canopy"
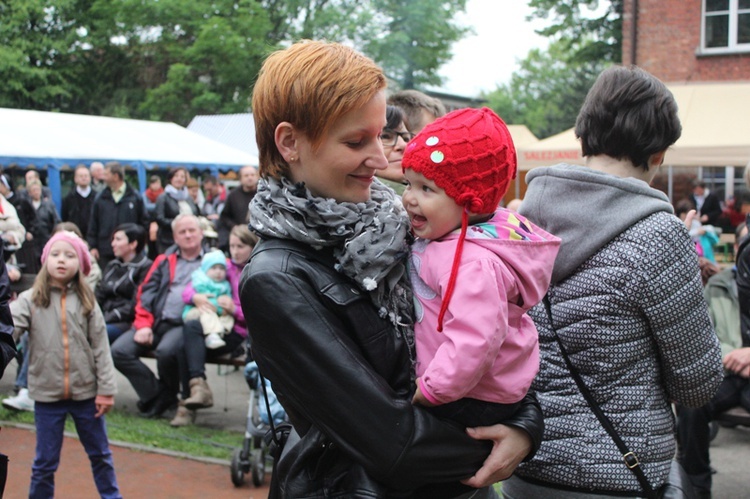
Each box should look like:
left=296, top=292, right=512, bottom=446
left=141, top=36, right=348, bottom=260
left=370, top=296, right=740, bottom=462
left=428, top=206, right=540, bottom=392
left=0, top=108, right=259, bottom=210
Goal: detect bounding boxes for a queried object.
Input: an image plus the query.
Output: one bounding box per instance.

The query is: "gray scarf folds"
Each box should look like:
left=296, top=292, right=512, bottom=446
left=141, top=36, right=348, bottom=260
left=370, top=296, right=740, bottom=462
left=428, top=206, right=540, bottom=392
left=249, top=176, right=415, bottom=355
left=165, top=184, right=189, bottom=201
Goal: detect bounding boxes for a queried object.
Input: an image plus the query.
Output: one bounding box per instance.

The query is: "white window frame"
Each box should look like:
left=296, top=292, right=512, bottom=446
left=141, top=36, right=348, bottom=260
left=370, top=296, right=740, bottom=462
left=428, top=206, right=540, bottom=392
left=700, top=0, right=750, bottom=54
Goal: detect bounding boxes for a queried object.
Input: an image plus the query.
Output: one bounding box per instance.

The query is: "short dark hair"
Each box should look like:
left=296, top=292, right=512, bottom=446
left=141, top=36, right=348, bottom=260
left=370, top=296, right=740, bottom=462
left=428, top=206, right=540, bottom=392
left=385, top=105, right=404, bottom=131
left=105, top=161, right=124, bottom=181
left=202, top=174, right=218, bottom=185
left=575, top=66, right=681, bottom=171
left=112, top=223, right=147, bottom=254
left=167, top=167, right=188, bottom=184
left=675, top=199, right=695, bottom=217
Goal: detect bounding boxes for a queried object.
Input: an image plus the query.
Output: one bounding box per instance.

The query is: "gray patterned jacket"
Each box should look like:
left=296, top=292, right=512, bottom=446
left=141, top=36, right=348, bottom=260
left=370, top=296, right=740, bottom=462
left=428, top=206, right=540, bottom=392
left=517, top=164, right=723, bottom=495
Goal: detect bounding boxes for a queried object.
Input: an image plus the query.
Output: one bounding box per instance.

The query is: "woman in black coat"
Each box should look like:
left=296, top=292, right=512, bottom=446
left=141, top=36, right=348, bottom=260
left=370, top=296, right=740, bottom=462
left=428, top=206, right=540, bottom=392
left=154, top=167, right=199, bottom=253
left=239, top=40, right=543, bottom=499
left=95, top=223, right=152, bottom=343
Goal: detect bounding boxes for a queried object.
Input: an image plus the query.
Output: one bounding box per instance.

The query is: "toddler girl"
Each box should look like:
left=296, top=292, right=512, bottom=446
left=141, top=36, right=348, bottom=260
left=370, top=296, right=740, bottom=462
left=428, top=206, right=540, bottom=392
left=402, top=107, right=561, bottom=427
left=11, top=231, right=120, bottom=498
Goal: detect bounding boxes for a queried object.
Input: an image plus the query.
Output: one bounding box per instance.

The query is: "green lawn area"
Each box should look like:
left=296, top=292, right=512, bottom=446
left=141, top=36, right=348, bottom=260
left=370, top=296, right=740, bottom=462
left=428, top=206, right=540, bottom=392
left=0, top=400, right=244, bottom=461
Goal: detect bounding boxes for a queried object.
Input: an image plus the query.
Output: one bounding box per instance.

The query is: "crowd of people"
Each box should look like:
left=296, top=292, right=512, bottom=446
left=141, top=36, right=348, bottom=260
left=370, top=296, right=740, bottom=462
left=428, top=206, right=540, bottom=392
left=0, top=39, right=741, bottom=499
left=0, top=162, right=260, bottom=425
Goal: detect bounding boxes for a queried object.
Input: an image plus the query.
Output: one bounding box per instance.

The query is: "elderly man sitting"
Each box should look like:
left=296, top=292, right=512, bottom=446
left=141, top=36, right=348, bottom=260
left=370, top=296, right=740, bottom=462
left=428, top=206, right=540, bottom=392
left=111, top=214, right=205, bottom=418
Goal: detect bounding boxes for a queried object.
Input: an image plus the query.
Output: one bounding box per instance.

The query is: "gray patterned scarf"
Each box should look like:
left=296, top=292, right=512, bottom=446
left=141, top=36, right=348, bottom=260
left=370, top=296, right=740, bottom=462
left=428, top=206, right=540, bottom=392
left=249, top=176, right=415, bottom=358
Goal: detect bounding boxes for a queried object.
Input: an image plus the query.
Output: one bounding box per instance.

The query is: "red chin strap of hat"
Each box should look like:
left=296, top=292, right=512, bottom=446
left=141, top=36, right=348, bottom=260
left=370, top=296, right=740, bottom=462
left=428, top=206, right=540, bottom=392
left=437, top=208, right=470, bottom=332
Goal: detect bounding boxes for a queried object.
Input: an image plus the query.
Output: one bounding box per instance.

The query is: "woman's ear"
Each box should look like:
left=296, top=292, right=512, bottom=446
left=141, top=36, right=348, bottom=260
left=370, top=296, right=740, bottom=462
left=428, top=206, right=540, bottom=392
left=275, top=122, right=298, bottom=164
left=649, top=150, right=666, bottom=169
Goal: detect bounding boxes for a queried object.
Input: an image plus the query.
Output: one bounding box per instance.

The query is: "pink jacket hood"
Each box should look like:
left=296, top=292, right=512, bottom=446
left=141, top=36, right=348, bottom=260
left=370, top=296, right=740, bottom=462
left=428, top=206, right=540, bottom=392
left=439, top=208, right=561, bottom=312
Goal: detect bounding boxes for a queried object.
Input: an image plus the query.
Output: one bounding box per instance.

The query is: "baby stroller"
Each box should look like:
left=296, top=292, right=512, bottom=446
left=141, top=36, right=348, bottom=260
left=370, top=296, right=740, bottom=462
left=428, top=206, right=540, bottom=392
left=230, top=361, right=287, bottom=487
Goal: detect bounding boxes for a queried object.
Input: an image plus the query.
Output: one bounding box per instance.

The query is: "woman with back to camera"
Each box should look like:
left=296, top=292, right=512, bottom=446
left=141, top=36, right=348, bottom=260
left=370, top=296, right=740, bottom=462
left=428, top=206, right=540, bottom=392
left=239, top=40, right=543, bottom=498
left=502, top=66, right=724, bottom=497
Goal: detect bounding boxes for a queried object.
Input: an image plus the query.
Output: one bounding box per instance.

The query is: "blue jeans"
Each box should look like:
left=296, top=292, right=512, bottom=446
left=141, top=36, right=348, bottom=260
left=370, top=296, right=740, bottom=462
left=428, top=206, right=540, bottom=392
left=16, top=332, right=29, bottom=389
left=31, top=398, right=121, bottom=499
left=106, top=324, right=127, bottom=345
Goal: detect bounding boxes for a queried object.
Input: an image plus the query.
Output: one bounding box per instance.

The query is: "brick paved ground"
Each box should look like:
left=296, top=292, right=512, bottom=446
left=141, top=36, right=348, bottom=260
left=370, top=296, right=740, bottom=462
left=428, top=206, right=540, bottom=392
left=1, top=425, right=269, bottom=498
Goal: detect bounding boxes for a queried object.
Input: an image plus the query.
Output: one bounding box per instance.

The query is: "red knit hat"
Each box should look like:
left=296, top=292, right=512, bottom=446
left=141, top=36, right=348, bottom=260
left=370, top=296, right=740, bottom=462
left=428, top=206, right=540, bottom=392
left=402, top=107, right=517, bottom=331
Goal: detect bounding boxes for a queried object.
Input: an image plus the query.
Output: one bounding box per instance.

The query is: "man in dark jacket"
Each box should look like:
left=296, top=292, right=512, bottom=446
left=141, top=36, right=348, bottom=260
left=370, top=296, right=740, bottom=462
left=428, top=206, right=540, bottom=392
left=110, top=214, right=204, bottom=418
left=691, top=180, right=723, bottom=226
left=87, top=162, right=147, bottom=270
left=217, top=165, right=257, bottom=250
left=62, top=165, right=95, bottom=239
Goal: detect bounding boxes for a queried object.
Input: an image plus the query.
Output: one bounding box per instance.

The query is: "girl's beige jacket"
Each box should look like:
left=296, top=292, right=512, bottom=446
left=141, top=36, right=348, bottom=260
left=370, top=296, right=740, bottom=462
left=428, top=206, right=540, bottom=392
left=11, top=287, right=117, bottom=403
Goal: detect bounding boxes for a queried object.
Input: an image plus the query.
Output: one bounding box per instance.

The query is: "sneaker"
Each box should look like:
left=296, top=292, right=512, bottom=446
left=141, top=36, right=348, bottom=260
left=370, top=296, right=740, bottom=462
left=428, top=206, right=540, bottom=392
left=205, top=333, right=226, bottom=349
left=2, top=388, right=35, bottom=412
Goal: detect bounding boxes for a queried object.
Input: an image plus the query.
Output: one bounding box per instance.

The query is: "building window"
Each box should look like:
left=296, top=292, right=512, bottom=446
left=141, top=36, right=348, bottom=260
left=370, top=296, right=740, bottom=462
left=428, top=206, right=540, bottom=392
left=702, top=0, right=750, bottom=53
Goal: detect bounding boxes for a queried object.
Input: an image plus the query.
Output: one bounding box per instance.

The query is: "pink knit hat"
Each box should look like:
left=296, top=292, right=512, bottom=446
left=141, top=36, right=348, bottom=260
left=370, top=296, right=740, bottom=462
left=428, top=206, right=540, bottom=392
left=402, top=107, right=517, bottom=331
left=41, top=231, right=92, bottom=276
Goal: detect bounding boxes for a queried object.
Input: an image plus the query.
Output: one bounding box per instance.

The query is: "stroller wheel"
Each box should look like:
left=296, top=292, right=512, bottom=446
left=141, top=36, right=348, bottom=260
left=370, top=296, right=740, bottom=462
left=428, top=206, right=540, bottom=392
left=230, top=448, right=247, bottom=487
left=251, top=450, right=266, bottom=487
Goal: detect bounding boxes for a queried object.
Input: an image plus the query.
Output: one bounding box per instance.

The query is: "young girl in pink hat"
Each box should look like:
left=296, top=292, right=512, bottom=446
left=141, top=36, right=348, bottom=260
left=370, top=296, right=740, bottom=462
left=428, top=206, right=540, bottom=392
left=11, top=231, right=121, bottom=498
left=402, top=107, right=561, bottom=428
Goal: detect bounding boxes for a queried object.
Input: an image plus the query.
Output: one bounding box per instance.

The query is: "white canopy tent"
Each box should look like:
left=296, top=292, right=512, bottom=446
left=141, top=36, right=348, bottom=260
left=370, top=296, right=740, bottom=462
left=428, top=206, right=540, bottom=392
left=0, top=107, right=259, bottom=208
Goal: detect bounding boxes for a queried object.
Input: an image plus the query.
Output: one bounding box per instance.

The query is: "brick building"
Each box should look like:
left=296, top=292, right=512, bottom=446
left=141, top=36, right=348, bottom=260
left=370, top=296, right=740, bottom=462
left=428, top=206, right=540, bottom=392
left=619, top=0, right=750, bottom=205
left=622, top=0, right=750, bottom=82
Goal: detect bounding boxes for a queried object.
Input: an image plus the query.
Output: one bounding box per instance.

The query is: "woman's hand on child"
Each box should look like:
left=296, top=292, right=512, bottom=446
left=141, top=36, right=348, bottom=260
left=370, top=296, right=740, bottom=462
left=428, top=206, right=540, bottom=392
left=94, top=395, right=115, bottom=418
left=134, top=327, right=154, bottom=346
left=216, top=296, right=235, bottom=315
left=193, top=294, right=217, bottom=314
left=461, top=424, right=533, bottom=488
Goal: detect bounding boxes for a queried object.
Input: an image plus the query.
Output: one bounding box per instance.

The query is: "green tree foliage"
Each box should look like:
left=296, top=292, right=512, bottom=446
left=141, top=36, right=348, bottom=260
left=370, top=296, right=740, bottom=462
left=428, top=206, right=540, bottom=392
left=89, top=0, right=273, bottom=124
left=485, top=0, right=621, bottom=138
left=365, top=0, right=470, bottom=90
left=0, top=0, right=470, bottom=123
left=485, top=40, right=607, bottom=139
left=0, top=0, right=82, bottom=110
left=528, top=0, right=623, bottom=63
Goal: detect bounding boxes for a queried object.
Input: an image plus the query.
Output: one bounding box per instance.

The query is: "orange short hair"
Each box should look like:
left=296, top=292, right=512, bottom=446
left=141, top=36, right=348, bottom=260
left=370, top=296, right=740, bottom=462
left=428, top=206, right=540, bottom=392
left=252, top=40, right=386, bottom=179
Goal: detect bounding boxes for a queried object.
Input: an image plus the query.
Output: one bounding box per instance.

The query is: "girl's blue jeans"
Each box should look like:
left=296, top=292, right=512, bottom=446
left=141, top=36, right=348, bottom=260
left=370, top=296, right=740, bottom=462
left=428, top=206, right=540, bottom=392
left=30, top=398, right=121, bottom=499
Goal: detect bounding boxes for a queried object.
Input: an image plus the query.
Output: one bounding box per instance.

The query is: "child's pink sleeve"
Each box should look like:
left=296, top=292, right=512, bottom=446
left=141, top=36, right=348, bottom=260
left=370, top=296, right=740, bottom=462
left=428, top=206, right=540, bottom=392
left=182, top=283, right=197, bottom=305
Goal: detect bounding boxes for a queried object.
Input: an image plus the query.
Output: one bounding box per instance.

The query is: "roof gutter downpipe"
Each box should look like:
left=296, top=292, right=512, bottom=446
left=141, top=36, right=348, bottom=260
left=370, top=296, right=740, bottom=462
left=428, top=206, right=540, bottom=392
left=631, top=0, right=639, bottom=65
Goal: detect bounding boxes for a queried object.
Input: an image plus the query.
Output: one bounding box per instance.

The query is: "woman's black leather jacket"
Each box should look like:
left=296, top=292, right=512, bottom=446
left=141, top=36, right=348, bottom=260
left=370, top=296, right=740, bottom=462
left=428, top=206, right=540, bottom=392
left=240, top=238, right=543, bottom=498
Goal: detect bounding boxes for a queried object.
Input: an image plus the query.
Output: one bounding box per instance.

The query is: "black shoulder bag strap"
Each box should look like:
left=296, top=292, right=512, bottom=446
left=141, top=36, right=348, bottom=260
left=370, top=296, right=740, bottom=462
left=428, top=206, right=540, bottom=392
left=542, top=295, right=658, bottom=499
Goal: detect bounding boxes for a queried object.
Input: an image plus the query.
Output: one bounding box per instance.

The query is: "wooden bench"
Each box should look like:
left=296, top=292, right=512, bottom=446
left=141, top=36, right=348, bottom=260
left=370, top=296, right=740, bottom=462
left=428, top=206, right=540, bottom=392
left=7, top=273, right=250, bottom=369
left=140, top=347, right=248, bottom=369
left=715, top=406, right=750, bottom=427
left=715, top=233, right=736, bottom=263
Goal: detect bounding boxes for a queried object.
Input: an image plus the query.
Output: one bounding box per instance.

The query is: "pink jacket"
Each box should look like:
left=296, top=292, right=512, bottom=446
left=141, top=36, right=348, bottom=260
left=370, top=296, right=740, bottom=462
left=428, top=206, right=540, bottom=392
left=412, top=208, right=560, bottom=405
left=182, top=257, right=247, bottom=338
